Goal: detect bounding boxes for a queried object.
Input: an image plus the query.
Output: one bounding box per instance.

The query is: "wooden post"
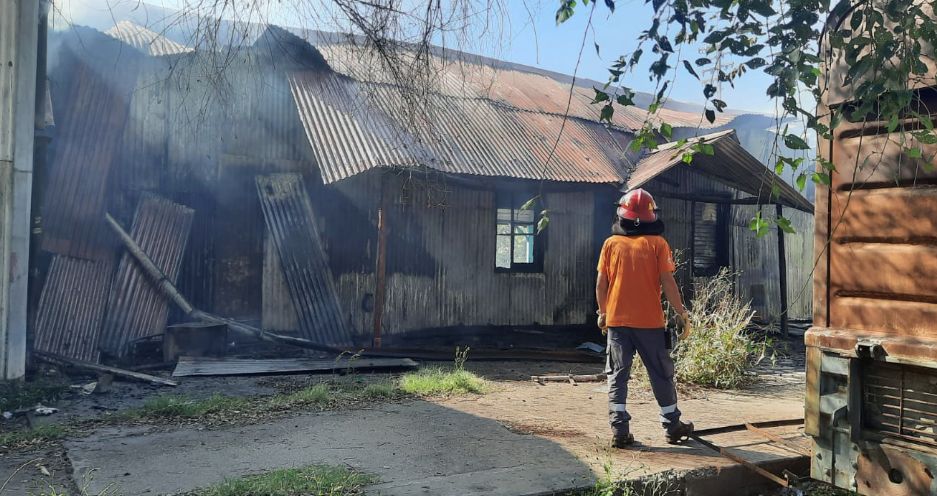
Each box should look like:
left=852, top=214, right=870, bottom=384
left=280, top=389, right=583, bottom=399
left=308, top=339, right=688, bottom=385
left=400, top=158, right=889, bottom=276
left=688, top=200, right=696, bottom=302
left=373, top=208, right=388, bottom=348
left=776, top=203, right=789, bottom=337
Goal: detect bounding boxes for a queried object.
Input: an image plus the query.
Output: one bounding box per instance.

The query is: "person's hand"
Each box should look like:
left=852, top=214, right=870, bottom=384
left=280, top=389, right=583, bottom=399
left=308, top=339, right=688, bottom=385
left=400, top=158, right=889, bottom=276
left=677, top=313, right=692, bottom=341
left=597, top=313, right=608, bottom=335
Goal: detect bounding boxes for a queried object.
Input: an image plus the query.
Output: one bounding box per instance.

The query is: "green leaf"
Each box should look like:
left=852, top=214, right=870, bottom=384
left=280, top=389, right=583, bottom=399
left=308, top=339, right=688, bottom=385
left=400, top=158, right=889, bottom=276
left=600, top=104, right=614, bottom=123
left=908, top=147, right=923, bottom=158
left=705, top=109, right=716, bottom=124
left=681, top=152, right=694, bottom=164
left=520, top=196, right=540, bottom=210
left=812, top=172, right=832, bottom=186
left=796, top=173, right=807, bottom=191
left=604, top=0, right=615, bottom=12
left=776, top=216, right=796, bottom=234
left=783, top=134, right=810, bottom=150
left=850, top=9, right=863, bottom=31
left=683, top=60, right=699, bottom=80
left=887, top=114, right=899, bottom=132
left=536, top=215, right=550, bottom=234
left=592, top=88, right=610, bottom=104
left=594, top=42, right=601, bottom=57
left=700, top=143, right=715, bottom=155
left=629, top=136, right=644, bottom=152
left=749, top=212, right=770, bottom=237
left=660, top=122, right=673, bottom=139
left=616, top=92, right=635, bottom=106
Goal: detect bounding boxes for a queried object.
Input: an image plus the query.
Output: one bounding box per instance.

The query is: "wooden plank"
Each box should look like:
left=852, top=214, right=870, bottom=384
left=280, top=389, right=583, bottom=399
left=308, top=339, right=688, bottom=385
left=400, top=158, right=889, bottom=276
left=35, top=352, right=178, bottom=386
left=830, top=243, right=937, bottom=297
left=832, top=187, right=937, bottom=243
left=829, top=297, right=937, bottom=338
left=172, top=357, right=419, bottom=377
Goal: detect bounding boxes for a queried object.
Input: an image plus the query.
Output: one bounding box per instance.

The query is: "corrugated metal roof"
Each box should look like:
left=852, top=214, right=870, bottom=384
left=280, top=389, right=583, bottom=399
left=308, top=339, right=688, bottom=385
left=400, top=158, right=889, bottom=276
left=289, top=70, right=631, bottom=184
left=628, top=130, right=814, bottom=212
left=105, top=21, right=192, bottom=56
left=256, top=173, right=354, bottom=348
left=99, top=195, right=194, bottom=356
left=33, top=256, right=115, bottom=363
left=313, top=42, right=733, bottom=130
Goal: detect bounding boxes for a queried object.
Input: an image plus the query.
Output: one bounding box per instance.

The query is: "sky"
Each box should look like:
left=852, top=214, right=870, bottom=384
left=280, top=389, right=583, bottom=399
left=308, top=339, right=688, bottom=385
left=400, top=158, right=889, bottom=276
left=53, top=0, right=779, bottom=115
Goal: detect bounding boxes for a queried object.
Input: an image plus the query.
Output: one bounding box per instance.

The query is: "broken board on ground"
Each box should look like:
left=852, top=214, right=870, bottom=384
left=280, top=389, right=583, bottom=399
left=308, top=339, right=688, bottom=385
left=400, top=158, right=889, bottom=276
left=172, top=356, right=419, bottom=377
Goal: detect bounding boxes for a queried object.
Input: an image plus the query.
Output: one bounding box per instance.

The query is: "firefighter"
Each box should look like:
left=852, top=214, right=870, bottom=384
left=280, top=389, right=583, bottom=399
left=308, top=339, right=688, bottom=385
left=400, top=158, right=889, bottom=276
left=595, top=188, right=695, bottom=448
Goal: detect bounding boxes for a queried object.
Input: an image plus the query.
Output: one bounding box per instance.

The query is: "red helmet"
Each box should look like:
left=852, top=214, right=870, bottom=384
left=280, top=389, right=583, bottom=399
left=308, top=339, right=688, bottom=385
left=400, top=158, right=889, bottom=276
left=617, top=189, right=658, bottom=223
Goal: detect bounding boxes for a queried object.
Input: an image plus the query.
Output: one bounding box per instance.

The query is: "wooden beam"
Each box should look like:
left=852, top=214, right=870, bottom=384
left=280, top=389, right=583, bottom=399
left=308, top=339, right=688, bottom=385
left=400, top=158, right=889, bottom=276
left=654, top=191, right=781, bottom=206
left=373, top=207, right=388, bottom=348
left=105, top=213, right=341, bottom=354
left=35, top=352, right=178, bottom=387
left=776, top=203, right=789, bottom=337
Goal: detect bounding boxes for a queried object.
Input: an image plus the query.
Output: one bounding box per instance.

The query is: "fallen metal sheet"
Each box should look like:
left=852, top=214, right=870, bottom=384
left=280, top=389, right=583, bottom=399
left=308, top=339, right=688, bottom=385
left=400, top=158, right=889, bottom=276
left=99, top=195, right=194, bottom=356
left=255, top=174, right=353, bottom=348
left=33, top=255, right=115, bottom=362
left=172, top=356, right=419, bottom=377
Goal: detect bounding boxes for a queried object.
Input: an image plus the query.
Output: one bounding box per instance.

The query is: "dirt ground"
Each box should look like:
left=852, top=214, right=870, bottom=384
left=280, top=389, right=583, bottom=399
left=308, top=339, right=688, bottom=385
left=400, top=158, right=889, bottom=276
left=0, top=338, right=810, bottom=495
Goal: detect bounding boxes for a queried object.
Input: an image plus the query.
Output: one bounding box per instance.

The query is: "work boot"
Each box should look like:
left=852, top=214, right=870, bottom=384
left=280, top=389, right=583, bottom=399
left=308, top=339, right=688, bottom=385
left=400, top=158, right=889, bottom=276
left=664, top=420, right=694, bottom=444
left=610, top=432, right=635, bottom=448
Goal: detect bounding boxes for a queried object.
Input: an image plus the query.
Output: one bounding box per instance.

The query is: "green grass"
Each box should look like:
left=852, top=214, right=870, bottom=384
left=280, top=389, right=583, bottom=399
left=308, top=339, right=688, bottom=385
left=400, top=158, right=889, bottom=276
left=0, top=378, right=69, bottom=412
left=398, top=367, right=489, bottom=396
left=360, top=383, right=397, bottom=399
left=270, top=384, right=331, bottom=409
left=0, top=424, right=68, bottom=448
left=189, top=465, right=375, bottom=496
left=125, top=394, right=251, bottom=419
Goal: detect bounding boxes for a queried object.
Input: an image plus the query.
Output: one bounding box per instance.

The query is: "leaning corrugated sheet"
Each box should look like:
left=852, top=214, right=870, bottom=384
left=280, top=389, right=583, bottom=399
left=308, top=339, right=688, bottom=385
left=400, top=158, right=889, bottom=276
left=256, top=174, right=353, bottom=348
left=105, top=21, right=192, bottom=56
left=289, top=70, right=629, bottom=184
left=99, top=195, right=195, bottom=356
left=41, top=30, right=140, bottom=260
left=628, top=129, right=814, bottom=212
left=33, top=256, right=115, bottom=362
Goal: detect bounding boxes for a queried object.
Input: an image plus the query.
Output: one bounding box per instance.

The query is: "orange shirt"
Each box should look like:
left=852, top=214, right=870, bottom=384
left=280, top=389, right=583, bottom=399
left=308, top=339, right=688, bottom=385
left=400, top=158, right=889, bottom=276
left=597, top=235, right=676, bottom=329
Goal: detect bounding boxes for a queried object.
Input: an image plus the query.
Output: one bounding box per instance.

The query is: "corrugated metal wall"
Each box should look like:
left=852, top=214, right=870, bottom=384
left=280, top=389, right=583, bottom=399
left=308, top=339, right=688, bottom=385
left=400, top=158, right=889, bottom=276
left=310, top=171, right=604, bottom=342
left=645, top=166, right=814, bottom=321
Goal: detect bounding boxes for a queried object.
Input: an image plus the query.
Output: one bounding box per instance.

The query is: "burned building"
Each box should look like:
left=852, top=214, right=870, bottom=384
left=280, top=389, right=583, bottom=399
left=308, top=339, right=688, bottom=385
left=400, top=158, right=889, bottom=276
left=31, top=21, right=813, bottom=362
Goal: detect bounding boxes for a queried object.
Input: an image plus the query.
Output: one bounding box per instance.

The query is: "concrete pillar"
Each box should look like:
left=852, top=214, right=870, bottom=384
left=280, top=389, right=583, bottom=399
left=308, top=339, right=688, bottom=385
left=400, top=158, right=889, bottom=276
left=0, top=0, right=40, bottom=379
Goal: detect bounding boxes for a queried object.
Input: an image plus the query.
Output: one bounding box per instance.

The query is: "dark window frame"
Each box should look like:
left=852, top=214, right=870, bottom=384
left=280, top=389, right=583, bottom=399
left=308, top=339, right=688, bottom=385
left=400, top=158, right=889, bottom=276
left=495, top=192, right=545, bottom=273
left=691, top=201, right=731, bottom=278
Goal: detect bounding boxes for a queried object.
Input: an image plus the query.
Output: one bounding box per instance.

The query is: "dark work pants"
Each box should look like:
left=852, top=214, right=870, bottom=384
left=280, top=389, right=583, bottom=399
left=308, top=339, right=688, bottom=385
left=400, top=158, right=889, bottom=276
left=606, top=327, right=681, bottom=436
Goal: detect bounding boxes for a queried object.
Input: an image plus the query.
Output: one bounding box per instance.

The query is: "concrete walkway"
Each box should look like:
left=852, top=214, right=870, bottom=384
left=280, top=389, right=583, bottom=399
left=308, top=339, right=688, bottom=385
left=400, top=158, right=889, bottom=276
left=66, top=401, right=595, bottom=495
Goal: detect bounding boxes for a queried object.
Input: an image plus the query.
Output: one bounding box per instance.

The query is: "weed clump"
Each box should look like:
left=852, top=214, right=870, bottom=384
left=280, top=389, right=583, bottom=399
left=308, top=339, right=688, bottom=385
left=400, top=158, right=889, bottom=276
left=188, top=464, right=375, bottom=496
left=271, top=384, right=331, bottom=409
left=399, top=347, right=488, bottom=396
left=0, top=424, right=68, bottom=449
left=674, top=268, right=770, bottom=389
left=128, top=394, right=250, bottom=419
left=399, top=368, right=488, bottom=396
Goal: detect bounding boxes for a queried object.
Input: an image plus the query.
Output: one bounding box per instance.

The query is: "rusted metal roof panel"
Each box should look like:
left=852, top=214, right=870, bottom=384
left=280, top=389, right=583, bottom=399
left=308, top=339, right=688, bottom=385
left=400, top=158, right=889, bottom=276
left=41, top=33, right=140, bottom=260
left=289, top=70, right=629, bottom=184
left=314, top=42, right=732, bottom=131
left=256, top=173, right=353, bottom=348
left=105, top=21, right=192, bottom=56
left=99, top=195, right=194, bottom=356
left=33, top=256, right=115, bottom=363
left=628, top=129, right=813, bottom=212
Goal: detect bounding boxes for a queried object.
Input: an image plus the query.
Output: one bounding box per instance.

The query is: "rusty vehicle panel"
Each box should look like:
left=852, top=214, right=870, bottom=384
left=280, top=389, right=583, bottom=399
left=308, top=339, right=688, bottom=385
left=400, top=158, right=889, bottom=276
left=807, top=1, right=937, bottom=493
